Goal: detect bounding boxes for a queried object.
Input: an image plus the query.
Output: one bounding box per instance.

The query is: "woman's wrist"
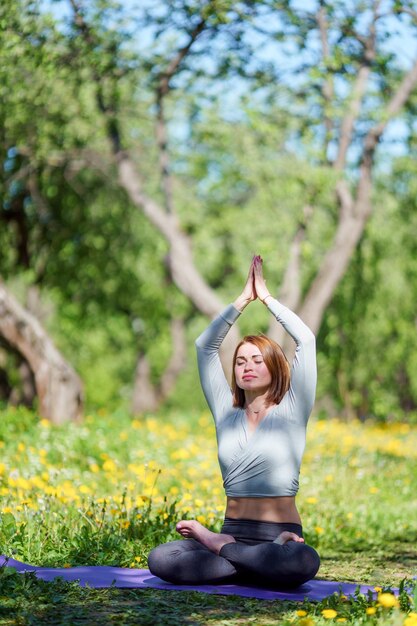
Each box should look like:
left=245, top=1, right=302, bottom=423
left=260, top=294, right=273, bottom=305
left=233, top=294, right=252, bottom=312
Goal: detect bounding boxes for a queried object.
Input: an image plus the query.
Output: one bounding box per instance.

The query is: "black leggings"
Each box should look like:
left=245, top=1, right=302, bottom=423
left=148, top=518, right=320, bottom=589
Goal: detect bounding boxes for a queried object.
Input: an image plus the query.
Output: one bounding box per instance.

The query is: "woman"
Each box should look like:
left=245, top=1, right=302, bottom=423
left=148, top=255, right=320, bottom=589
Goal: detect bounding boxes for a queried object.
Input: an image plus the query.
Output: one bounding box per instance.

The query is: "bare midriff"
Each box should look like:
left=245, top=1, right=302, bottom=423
left=225, top=496, right=302, bottom=524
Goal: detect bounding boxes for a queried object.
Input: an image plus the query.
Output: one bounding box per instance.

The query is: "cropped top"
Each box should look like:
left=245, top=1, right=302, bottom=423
left=195, top=298, right=316, bottom=498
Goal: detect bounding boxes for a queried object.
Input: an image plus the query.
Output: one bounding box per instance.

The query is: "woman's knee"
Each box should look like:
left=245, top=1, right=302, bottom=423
left=147, top=543, right=178, bottom=579
left=291, top=544, right=320, bottom=583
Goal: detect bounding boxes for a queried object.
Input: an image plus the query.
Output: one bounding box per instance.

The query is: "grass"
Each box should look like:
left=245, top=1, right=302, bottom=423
left=0, top=406, right=416, bottom=625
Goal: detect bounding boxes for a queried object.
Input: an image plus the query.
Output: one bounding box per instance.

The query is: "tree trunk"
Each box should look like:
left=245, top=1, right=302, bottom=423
left=131, top=316, right=188, bottom=415
left=117, top=153, right=239, bottom=378
left=0, top=281, right=83, bottom=423
left=131, top=352, right=159, bottom=414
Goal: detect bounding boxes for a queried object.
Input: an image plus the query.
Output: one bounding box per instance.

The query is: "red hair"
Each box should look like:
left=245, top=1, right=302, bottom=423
left=231, top=334, right=291, bottom=408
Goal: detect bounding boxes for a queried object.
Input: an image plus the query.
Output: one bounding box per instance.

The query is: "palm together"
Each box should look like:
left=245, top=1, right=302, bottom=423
left=242, top=255, right=270, bottom=304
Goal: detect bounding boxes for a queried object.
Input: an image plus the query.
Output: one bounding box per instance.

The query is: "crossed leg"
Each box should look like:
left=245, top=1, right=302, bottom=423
left=148, top=520, right=319, bottom=588
left=147, top=537, right=238, bottom=584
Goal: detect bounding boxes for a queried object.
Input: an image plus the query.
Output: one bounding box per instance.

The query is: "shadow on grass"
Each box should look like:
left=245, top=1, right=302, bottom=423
left=0, top=587, right=300, bottom=626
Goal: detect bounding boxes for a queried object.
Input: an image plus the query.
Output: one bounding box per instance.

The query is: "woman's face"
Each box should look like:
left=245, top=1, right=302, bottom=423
left=234, top=342, right=272, bottom=393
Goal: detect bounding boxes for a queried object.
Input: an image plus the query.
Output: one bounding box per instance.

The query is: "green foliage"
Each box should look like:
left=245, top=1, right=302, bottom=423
left=1, top=0, right=417, bottom=419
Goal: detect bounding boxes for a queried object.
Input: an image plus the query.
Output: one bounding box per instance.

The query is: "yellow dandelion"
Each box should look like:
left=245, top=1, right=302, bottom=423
left=306, top=497, right=317, bottom=504
left=299, top=618, right=315, bottom=626
left=403, top=613, right=417, bottom=626
left=322, top=609, right=338, bottom=619
left=374, top=586, right=382, bottom=593
left=378, top=593, right=399, bottom=609
left=369, top=486, right=379, bottom=494
left=366, top=607, right=377, bottom=615
left=315, top=526, right=324, bottom=534
left=39, top=419, right=50, bottom=428
left=103, top=459, right=117, bottom=472
left=296, top=610, right=308, bottom=617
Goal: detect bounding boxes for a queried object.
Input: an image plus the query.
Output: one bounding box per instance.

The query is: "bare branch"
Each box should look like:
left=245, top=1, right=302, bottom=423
left=316, top=3, right=334, bottom=157
left=333, top=3, right=380, bottom=170
left=157, top=18, right=207, bottom=98
left=333, top=61, right=373, bottom=170
left=355, top=54, right=417, bottom=209
left=268, top=205, right=313, bottom=347
left=154, top=15, right=207, bottom=215
left=395, top=6, right=417, bottom=22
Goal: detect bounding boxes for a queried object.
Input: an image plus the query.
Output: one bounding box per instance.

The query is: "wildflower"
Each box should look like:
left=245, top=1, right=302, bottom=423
left=296, top=610, right=308, bottom=617
left=315, top=526, right=324, bottom=534
left=369, top=486, right=379, bottom=494
left=63, top=563, right=71, bottom=568
left=374, top=587, right=382, bottom=593
left=299, top=618, right=315, bottom=626
left=404, top=613, right=417, bottom=626
left=366, top=607, right=377, bottom=615
left=103, top=459, right=117, bottom=472
left=378, top=593, right=399, bottom=608
left=306, top=497, right=317, bottom=504
left=322, top=609, right=338, bottom=619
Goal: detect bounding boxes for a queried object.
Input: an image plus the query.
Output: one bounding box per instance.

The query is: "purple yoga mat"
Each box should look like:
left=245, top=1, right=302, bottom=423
left=0, top=555, right=381, bottom=601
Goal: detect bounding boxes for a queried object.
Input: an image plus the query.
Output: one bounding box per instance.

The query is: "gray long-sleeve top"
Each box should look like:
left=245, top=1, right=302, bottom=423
left=195, top=298, right=317, bottom=497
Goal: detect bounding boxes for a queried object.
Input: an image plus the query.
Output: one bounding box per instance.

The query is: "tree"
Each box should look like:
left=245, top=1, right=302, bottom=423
left=67, top=0, right=417, bottom=378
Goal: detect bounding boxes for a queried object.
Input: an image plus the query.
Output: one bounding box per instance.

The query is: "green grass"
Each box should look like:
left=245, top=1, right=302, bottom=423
left=0, top=407, right=416, bottom=625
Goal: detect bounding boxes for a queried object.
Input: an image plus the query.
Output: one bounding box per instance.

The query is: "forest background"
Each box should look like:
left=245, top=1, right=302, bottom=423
left=1, top=0, right=417, bottom=426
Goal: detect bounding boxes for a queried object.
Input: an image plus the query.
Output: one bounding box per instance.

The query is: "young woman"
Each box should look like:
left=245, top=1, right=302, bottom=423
left=148, top=255, right=320, bottom=589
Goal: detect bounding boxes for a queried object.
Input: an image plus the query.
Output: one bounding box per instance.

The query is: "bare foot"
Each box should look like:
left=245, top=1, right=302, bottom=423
left=176, top=520, right=236, bottom=555
left=274, top=531, right=305, bottom=545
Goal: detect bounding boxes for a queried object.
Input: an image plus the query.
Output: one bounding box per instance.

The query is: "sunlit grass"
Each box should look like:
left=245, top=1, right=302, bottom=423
left=0, top=406, right=416, bottom=624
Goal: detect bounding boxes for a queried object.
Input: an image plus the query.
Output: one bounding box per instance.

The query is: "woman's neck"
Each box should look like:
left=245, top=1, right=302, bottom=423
left=244, top=390, right=271, bottom=415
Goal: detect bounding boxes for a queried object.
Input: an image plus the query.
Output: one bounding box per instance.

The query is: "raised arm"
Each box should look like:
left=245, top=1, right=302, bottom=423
left=195, top=258, right=257, bottom=423
left=253, top=256, right=317, bottom=421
